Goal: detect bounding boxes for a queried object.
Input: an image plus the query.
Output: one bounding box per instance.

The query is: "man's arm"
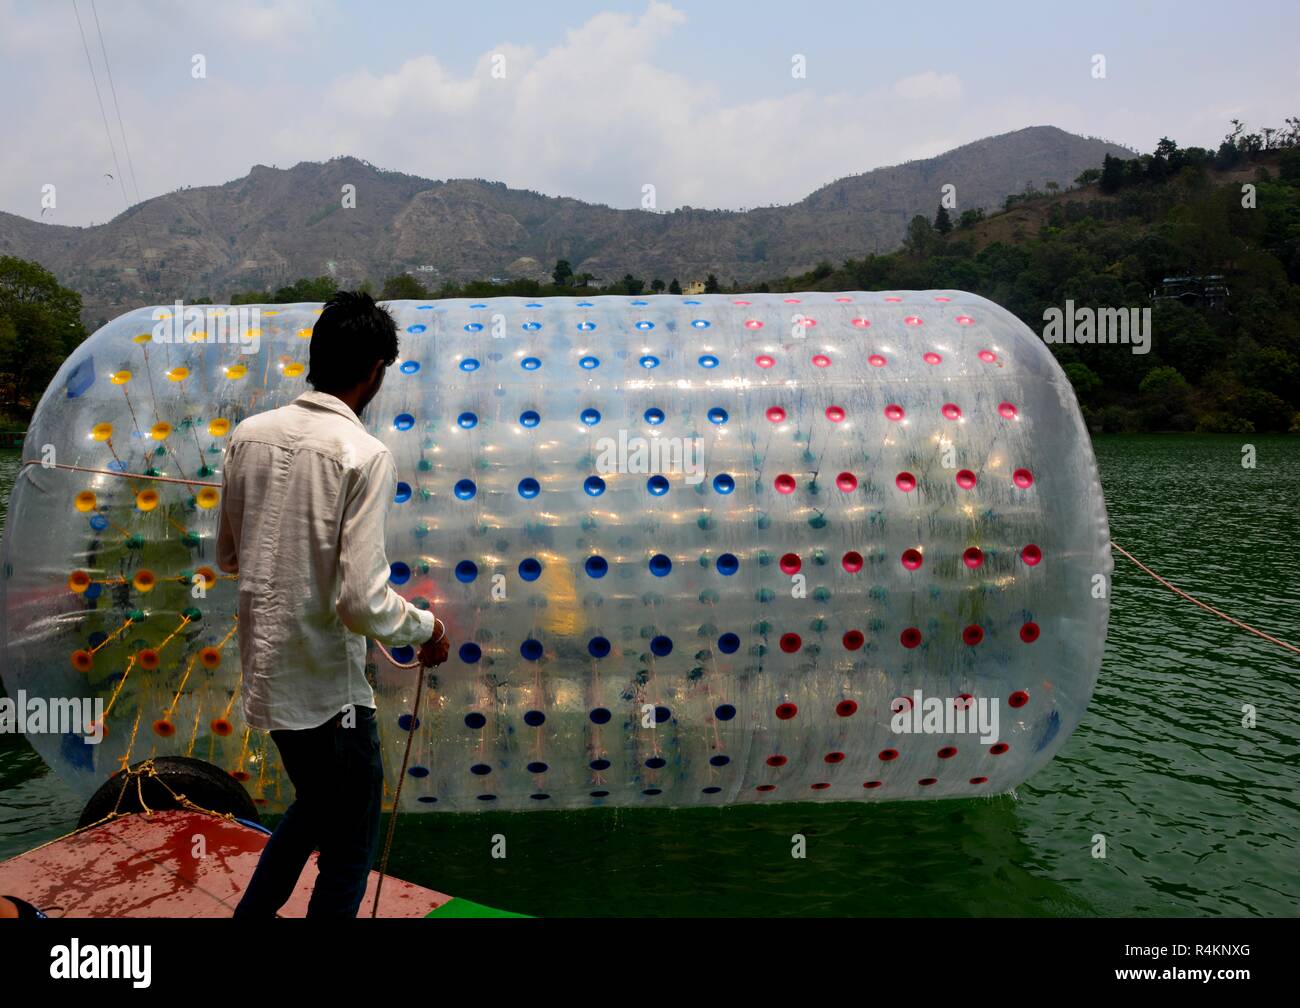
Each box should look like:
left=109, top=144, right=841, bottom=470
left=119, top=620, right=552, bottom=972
left=216, top=447, right=239, bottom=574
left=336, top=450, right=439, bottom=647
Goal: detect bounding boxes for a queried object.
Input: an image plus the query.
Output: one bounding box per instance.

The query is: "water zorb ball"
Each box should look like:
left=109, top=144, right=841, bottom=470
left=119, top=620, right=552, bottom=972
left=0, top=292, right=1110, bottom=812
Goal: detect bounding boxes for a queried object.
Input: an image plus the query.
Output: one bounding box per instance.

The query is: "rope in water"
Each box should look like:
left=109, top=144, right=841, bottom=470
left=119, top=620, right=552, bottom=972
left=1111, top=540, right=1300, bottom=656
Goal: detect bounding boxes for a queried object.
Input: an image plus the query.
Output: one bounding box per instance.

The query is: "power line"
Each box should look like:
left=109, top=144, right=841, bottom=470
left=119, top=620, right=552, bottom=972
left=90, top=0, right=143, bottom=207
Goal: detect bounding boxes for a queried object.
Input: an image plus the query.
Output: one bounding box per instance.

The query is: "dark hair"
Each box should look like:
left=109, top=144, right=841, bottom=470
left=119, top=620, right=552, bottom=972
left=307, top=290, right=398, bottom=391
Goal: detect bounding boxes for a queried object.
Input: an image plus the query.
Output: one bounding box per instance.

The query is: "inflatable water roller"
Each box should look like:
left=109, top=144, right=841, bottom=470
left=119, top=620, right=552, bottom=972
left=0, top=291, right=1111, bottom=812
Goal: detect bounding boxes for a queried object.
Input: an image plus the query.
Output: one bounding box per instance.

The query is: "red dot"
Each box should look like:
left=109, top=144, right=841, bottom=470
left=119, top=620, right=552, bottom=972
left=868, top=353, right=887, bottom=368
left=825, top=405, right=845, bottom=422
left=970, top=776, right=989, bottom=785
left=998, top=401, right=1018, bottom=419
left=766, top=406, right=786, bottom=423
left=811, top=782, right=831, bottom=790
left=955, top=469, right=977, bottom=489
left=990, top=743, right=1009, bottom=755
left=978, top=349, right=997, bottom=362
left=904, top=315, right=923, bottom=326
left=963, top=546, right=984, bottom=569
left=757, top=784, right=776, bottom=792
left=895, top=471, right=916, bottom=492
left=812, top=354, right=831, bottom=367
left=1013, top=467, right=1034, bottom=488
left=900, top=627, right=922, bottom=648
left=942, top=403, right=962, bottom=420
left=938, top=746, right=957, bottom=759
left=836, top=471, right=858, bottom=492
left=963, top=625, right=984, bottom=646
left=879, top=748, right=899, bottom=761
left=836, top=699, right=858, bottom=717
left=841, top=550, right=863, bottom=573
left=1009, top=690, right=1029, bottom=708
left=776, top=703, right=798, bottom=720
left=884, top=403, right=904, bottom=421
left=919, top=777, right=937, bottom=786
left=956, top=315, right=974, bottom=325
left=842, top=630, right=865, bottom=651
left=766, top=755, right=788, bottom=767
left=954, top=693, right=973, bottom=710
left=1019, top=622, right=1040, bottom=643
left=864, top=780, right=883, bottom=789
left=755, top=354, right=775, bottom=368
left=1021, top=544, right=1042, bottom=566
left=775, top=474, right=796, bottom=494
left=779, top=552, right=801, bottom=575
left=892, top=696, right=913, bottom=714
left=924, top=352, right=943, bottom=365
left=824, top=752, right=845, bottom=764
left=901, top=548, right=923, bottom=570
left=745, top=319, right=763, bottom=330
left=779, top=633, right=802, bottom=653
left=851, top=317, right=871, bottom=328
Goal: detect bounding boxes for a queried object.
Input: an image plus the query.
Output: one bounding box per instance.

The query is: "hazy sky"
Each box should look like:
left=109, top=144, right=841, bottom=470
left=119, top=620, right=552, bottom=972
left=3, top=0, right=1297, bottom=226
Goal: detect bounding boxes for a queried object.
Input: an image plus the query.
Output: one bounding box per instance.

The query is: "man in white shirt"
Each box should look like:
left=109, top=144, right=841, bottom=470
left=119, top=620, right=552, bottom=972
left=218, top=290, right=447, bottom=919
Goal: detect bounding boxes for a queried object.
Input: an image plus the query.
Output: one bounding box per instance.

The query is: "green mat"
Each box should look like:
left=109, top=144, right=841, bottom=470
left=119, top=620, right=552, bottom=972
left=425, top=897, right=528, bottom=918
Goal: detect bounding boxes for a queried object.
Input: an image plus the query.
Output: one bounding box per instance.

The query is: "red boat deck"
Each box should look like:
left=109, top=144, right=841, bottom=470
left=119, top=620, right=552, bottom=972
left=0, top=810, right=454, bottom=918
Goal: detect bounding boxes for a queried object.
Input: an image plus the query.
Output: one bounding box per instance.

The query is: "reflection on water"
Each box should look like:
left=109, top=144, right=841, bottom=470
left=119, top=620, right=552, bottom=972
left=1, top=437, right=1297, bottom=916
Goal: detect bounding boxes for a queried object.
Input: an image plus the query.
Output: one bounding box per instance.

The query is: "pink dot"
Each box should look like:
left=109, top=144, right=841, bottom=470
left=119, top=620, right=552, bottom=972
left=800, top=317, right=818, bottom=328
left=955, top=469, right=977, bottom=489
left=733, top=300, right=751, bottom=306
left=938, top=746, right=957, bottom=759
left=884, top=296, right=902, bottom=303
left=978, top=349, right=997, bottom=363
left=954, top=693, right=973, bottom=710
left=775, top=474, right=796, bottom=494
left=934, top=296, right=952, bottom=302
left=884, top=403, right=904, bottom=421
left=825, top=405, right=845, bottom=423
left=998, top=402, right=1018, bottom=419
left=963, top=625, right=984, bottom=646
left=766, top=406, right=786, bottom=423
left=744, top=319, right=763, bottom=330
left=841, top=550, right=864, bottom=573
left=904, top=315, right=923, bottom=326
left=900, top=627, right=922, bottom=649
left=942, top=402, right=962, bottom=420
left=1021, top=544, right=1042, bottom=566
left=924, top=352, right=943, bottom=365
left=779, top=633, right=801, bottom=653
left=836, top=472, right=858, bottom=492
left=851, top=318, right=871, bottom=329
left=868, top=354, right=887, bottom=368
left=962, top=546, right=983, bottom=569
left=835, top=297, right=852, bottom=303
left=1013, top=467, right=1034, bottom=488
left=779, top=552, right=801, bottom=575
left=842, top=630, right=864, bottom=651
left=812, top=354, right=831, bottom=368
left=1020, top=622, right=1040, bottom=643
left=955, top=315, right=974, bottom=325
left=892, top=695, right=912, bottom=714
left=901, top=548, right=923, bottom=570
left=784, top=298, right=801, bottom=304
left=895, top=471, right=916, bottom=492
left=755, top=354, right=775, bottom=368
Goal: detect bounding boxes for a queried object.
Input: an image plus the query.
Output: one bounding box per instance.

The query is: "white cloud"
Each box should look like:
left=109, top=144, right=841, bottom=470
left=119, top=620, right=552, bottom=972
left=893, top=71, right=963, bottom=101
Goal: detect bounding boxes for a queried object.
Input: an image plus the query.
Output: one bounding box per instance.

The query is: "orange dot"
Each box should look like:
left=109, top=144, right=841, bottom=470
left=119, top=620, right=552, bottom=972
left=166, top=366, right=189, bottom=382
left=75, top=491, right=97, bottom=513
left=210, top=718, right=233, bottom=737
left=230, top=769, right=251, bottom=782
left=133, top=570, right=156, bottom=592
left=110, top=370, right=133, bottom=385
left=150, top=422, right=172, bottom=441
left=225, top=364, right=247, bottom=380
left=199, top=647, right=221, bottom=669
left=193, top=566, right=217, bottom=589
left=296, top=328, right=312, bottom=339
left=136, top=489, right=159, bottom=511
left=195, top=488, right=219, bottom=509
left=68, top=570, right=92, bottom=593
left=71, top=650, right=94, bottom=672
left=208, top=418, right=230, bottom=437
left=283, top=362, right=304, bottom=377
left=137, top=648, right=160, bottom=670
left=91, top=422, right=114, bottom=442
left=152, top=719, right=175, bottom=738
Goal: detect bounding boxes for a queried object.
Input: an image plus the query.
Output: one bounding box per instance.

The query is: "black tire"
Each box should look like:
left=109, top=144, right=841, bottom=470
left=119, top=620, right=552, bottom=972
left=78, top=755, right=260, bottom=829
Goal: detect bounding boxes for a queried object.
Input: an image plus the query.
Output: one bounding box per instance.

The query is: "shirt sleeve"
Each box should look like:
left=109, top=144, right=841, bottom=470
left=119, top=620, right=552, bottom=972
left=216, top=445, right=240, bottom=574
left=335, top=450, right=436, bottom=647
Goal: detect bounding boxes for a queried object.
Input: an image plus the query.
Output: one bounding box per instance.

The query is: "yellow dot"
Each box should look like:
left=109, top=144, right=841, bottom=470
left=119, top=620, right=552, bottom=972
left=196, top=488, right=220, bottom=509
left=226, top=364, right=248, bottom=380
left=151, top=422, right=172, bottom=441
left=263, top=310, right=279, bottom=316
left=245, top=328, right=261, bottom=341
left=91, top=422, right=114, bottom=442
left=283, top=362, right=304, bottom=377
left=75, top=491, right=97, bottom=512
left=136, top=489, right=159, bottom=512
left=314, top=308, right=324, bottom=315
left=208, top=418, right=230, bottom=437
left=133, top=570, right=156, bottom=593
left=133, top=332, right=153, bottom=344
left=110, top=370, right=133, bottom=385
left=296, top=328, right=312, bottom=339
left=166, top=366, right=189, bottom=382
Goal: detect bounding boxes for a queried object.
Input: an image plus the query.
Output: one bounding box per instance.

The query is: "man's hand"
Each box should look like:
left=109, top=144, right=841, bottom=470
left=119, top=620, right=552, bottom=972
left=418, top=628, right=449, bottom=667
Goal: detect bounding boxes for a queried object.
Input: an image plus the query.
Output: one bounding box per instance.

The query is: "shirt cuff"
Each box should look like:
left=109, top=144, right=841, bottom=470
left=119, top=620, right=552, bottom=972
left=413, top=607, right=437, bottom=643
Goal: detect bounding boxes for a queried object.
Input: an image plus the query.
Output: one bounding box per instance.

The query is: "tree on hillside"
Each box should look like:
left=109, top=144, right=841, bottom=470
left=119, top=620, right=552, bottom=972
left=903, top=215, right=937, bottom=257
left=703, top=273, right=721, bottom=293
left=552, top=259, right=573, bottom=286
left=669, top=278, right=682, bottom=294
left=621, top=274, right=644, bottom=295
left=1099, top=154, right=1125, bottom=194
left=0, top=256, right=87, bottom=417
left=381, top=273, right=427, bottom=300
left=934, top=205, right=953, bottom=235
left=651, top=278, right=666, bottom=293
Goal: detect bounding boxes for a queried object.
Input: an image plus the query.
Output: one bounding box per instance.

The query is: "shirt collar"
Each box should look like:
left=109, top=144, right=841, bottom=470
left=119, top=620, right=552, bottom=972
left=294, top=390, right=367, bottom=430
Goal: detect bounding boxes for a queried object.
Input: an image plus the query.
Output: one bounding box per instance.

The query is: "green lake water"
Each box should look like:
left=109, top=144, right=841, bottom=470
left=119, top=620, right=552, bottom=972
left=1, top=436, right=1297, bottom=916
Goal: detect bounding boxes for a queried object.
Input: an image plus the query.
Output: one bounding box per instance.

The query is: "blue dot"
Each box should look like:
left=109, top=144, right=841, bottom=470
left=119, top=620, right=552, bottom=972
left=698, top=354, right=718, bottom=368
left=527, top=761, right=549, bottom=774
left=639, top=355, right=659, bottom=369
left=521, top=639, right=543, bottom=661
left=589, top=708, right=611, bottom=724
left=107, top=460, right=127, bottom=472
left=88, top=632, right=107, bottom=649
left=518, top=557, right=542, bottom=581
left=713, top=473, right=735, bottom=494
left=465, top=712, right=487, bottom=729
left=522, top=321, right=542, bottom=331
left=632, top=300, right=648, bottom=306
left=89, top=515, right=109, bottom=531
left=650, top=635, right=673, bottom=656
left=635, top=320, right=655, bottom=330
left=391, top=646, right=415, bottom=665
left=646, top=756, right=667, bottom=769
left=708, top=407, right=728, bottom=424
left=460, top=357, right=480, bottom=371
left=518, top=477, right=540, bottom=499
left=710, top=755, right=731, bottom=767
left=397, top=713, right=420, bottom=731
left=524, top=710, right=546, bottom=727
left=400, top=360, right=420, bottom=374
left=588, top=636, right=611, bottom=658
left=406, top=323, right=426, bottom=333
left=464, top=323, right=483, bottom=333
left=643, top=788, right=662, bottom=796
left=577, top=321, right=597, bottom=332
left=525, top=303, right=543, bottom=309
left=647, top=475, right=669, bottom=496
left=85, top=583, right=103, bottom=600
left=718, top=633, right=740, bottom=654
left=394, top=482, right=412, bottom=503
left=590, top=790, right=610, bottom=798
left=581, top=408, right=601, bottom=426
left=457, top=411, right=477, bottom=429
left=471, top=764, right=492, bottom=776
left=389, top=562, right=411, bottom=585
left=417, top=796, right=438, bottom=804
left=477, top=794, right=497, bottom=801
left=715, top=703, right=737, bottom=720
left=584, top=475, right=606, bottom=496
left=590, top=759, right=611, bottom=771
left=408, top=766, right=430, bottom=777
left=394, top=413, right=415, bottom=431
left=521, top=356, right=541, bottom=370
left=418, top=304, right=435, bottom=310
left=702, top=786, right=722, bottom=794
left=692, top=319, right=711, bottom=329
left=520, top=410, right=540, bottom=427
left=454, top=479, right=476, bottom=500
left=578, top=301, right=594, bottom=308
left=455, top=560, right=478, bottom=583
left=654, top=706, right=671, bottom=723
left=470, top=303, right=487, bottom=309
left=717, top=553, right=740, bottom=575
left=649, top=554, right=672, bottom=577
left=459, top=642, right=481, bottom=663
left=584, top=555, right=608, bottom=578
left=579, top=355, right=600, bottom=369
left=684, top=299, right=701, bottom=305
left=644, top=407, right=664, bottom=425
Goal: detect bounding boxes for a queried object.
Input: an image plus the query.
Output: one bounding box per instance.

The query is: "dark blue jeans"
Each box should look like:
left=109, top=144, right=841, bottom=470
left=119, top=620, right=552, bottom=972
left=233, top=705, right=383, bottom=919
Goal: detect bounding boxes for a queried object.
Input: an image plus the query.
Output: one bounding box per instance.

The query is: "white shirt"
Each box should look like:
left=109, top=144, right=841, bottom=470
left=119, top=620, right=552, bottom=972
left=216, top=390, right=436, bottom=731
